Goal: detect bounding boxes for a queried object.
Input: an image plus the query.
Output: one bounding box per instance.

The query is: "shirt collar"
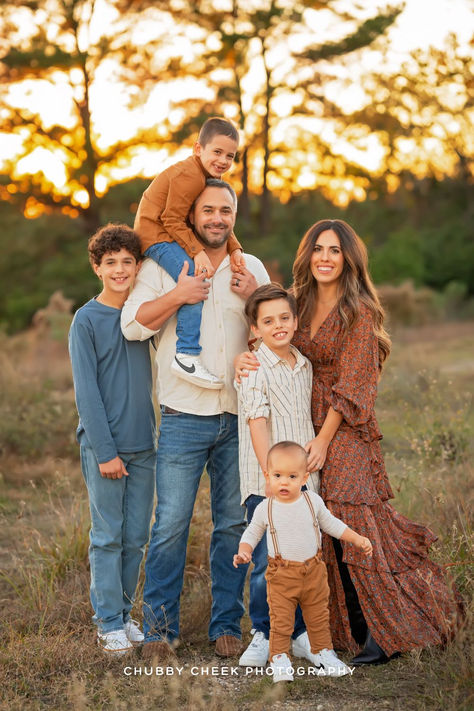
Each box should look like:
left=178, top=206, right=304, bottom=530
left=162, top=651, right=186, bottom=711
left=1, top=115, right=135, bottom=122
left=258, top=341, right=307, bottom=371
left=193, top=154, right=211, bottom=178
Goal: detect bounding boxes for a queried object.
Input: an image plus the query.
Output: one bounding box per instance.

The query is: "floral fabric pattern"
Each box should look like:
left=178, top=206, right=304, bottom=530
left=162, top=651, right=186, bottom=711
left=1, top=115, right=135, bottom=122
left=292, top=304, right=457, bottom=654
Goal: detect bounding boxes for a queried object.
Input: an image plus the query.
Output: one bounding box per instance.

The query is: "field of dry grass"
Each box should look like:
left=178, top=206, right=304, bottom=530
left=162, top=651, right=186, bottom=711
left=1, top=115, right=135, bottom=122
left=0, top=315, right=473, bottom=710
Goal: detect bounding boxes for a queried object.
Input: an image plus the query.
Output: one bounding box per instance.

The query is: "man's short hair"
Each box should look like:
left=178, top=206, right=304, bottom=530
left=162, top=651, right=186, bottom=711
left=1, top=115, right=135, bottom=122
left=195, top=178, right=237, bottom=209
left=245, top=283, right=297, bottom=327
left=88, top=223, right=142, bottom=267
left=267, top=441, right=308, bottom=469
left=198, top=117, right=239, bottom=147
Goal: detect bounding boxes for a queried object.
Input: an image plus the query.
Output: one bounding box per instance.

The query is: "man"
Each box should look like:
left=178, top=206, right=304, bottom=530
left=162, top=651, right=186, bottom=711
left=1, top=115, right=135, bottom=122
left=121, top=178, right=269, bottom=660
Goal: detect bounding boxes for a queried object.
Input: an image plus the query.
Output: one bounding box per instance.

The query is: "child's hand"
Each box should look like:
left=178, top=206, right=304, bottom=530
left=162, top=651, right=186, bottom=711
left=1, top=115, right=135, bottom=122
left=230, top=248, right=246, bottom=273
left=233, top=551, right=251, bottom=568
left=99, top=456, right=129, bottom=479
left=194, top=250, right=215, bottom=278
left=357, top=536, right=373, bottom=556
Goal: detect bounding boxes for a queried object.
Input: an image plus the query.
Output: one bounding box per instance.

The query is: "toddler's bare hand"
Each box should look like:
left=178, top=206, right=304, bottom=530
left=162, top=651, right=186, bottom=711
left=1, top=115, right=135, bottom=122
left=359, top=536, right=373, bottom=556
left=233, top=551, right=251, bottom=567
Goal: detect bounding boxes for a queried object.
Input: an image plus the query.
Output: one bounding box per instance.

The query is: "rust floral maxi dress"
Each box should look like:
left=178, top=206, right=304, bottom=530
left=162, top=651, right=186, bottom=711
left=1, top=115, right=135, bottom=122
left=292, top=303, right=457, bottom=655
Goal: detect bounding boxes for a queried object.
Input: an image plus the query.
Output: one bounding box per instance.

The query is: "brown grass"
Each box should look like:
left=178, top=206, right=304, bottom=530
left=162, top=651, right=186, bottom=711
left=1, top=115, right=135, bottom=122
left=1, top=318, right=473, bottom=710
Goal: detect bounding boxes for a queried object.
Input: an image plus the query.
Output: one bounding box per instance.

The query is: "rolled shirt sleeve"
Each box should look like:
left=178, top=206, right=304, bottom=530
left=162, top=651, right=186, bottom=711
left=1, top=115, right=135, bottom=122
left=237, top=369, right=270, bottom=422
left=121, top=258, right=165, bottom=341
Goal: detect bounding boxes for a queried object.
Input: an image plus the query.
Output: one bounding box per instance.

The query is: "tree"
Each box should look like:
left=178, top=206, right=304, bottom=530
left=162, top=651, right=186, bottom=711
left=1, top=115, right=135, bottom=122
left=0, top=0, right=172, bottom=230
left=343, top=35, right=474, bottom=200
left=116, top=0, right=402, bottom=235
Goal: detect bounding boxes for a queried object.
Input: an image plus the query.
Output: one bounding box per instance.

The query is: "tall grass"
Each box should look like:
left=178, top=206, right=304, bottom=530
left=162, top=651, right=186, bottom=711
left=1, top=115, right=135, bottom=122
left=1, top=322, right=473, bottom=710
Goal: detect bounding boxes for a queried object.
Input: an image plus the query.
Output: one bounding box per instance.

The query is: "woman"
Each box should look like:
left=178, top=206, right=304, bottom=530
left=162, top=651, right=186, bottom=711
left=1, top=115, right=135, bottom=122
left=238, top=219, right=458, bottom=664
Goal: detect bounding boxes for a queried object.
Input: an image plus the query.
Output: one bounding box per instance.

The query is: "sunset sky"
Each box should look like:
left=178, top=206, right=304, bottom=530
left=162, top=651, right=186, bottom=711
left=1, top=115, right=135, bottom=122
left=0, top=0, right=472, bottom=206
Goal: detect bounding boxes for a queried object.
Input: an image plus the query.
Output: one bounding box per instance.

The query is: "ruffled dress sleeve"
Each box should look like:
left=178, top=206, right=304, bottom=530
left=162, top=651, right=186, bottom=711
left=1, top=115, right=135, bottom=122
left=330, top=306, right=379, bottom=427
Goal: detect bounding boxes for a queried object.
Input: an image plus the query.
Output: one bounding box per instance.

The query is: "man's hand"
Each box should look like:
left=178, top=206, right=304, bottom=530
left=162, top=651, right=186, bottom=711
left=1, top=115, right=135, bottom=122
left=176, top=261, right=211, bottom=305
left=99, top=456, right=129, bottom=479
left=194, top=249, right=215, bottom=278
left=230, top=265, right=258, bottom=300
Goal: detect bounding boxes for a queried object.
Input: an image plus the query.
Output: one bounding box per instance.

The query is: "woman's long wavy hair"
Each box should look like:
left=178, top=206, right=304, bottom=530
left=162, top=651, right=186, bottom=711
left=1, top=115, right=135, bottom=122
left=292, top=219, right=391, bottom=369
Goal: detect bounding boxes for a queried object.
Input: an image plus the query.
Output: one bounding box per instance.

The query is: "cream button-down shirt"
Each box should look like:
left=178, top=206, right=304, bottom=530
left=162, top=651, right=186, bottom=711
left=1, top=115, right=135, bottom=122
left=236, top=342, right=319, bottom=503
left=121, top=254, right=269, bottom=416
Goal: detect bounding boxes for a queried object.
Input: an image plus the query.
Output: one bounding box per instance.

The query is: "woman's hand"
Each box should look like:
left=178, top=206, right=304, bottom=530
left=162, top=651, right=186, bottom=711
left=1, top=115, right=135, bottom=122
left=304, top=435, right=329, bottom=472
left=234, top=350, right=260, bottom=384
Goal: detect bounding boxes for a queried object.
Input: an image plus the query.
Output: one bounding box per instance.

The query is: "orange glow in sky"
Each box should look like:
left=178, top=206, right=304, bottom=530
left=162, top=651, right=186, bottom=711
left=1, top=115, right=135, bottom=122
left=0, top=0, right=471, bottom=208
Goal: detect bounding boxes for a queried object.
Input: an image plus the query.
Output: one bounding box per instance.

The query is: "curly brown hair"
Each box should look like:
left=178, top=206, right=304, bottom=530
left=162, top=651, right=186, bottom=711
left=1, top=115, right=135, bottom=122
left=88, top=223, right=142, bottom=267
left=292, top=219, right=391, bottom=369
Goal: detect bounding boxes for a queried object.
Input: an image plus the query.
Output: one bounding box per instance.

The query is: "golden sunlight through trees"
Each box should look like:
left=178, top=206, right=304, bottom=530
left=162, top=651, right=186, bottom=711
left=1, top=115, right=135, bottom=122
left=0, top=0, right=472, bottom=233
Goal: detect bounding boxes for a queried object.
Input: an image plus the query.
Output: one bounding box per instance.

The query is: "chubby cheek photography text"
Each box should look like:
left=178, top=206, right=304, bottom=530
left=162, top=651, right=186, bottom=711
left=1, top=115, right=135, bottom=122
left=123, top=665, right=355, bottom=677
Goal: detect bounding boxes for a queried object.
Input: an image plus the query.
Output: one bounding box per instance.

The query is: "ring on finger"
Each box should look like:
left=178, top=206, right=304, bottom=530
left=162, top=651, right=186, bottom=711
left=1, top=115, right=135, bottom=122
left=235, top=279, right=240, bottom=287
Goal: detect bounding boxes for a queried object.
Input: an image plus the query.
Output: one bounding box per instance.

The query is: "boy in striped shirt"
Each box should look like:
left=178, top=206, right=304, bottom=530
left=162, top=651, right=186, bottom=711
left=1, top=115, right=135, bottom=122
left=235, top=284, right=319, bottom=668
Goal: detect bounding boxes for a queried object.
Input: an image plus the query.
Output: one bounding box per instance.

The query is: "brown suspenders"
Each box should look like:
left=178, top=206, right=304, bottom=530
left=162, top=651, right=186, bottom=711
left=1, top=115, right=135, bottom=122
left=267, top=491, right=322, bottom=559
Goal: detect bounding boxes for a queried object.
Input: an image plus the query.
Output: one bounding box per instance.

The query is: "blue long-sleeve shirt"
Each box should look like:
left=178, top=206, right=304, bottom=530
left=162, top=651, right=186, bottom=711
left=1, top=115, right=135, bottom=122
left=68, top=298, right=155, bottom=463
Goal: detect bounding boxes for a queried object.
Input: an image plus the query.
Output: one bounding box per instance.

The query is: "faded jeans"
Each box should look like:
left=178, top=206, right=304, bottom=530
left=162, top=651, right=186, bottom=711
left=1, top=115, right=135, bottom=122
left=80, top=446, right=155, bottom=632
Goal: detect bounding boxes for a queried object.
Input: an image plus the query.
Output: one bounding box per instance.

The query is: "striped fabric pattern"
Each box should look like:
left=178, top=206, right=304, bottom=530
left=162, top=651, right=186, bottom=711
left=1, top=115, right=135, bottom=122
left=236, top=342, right=319, bottom=504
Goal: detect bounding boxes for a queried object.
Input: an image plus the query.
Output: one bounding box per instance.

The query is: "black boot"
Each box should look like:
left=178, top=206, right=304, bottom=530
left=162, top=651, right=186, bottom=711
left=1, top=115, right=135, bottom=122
left=332, top=538, right=368, bottom=645
left=351, top=631, right=400, bottom=666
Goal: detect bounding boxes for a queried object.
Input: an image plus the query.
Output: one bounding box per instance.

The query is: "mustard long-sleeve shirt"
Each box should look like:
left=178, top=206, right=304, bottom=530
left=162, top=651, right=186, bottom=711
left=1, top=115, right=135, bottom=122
left=134, top=154, right=241, bottom=258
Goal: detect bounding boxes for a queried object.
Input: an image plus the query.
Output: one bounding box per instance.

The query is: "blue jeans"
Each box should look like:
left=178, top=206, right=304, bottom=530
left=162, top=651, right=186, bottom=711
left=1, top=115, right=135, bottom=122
left=245, top=494, right=306, bottom=640
left=143, top=409, right=247, bottom=643
left=80, top=446, right=155, bottom=633
left=145, top=242, right=203, bottom=355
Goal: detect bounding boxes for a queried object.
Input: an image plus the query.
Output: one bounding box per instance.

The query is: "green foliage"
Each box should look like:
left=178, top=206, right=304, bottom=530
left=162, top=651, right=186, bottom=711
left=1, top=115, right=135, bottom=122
left=370, top=227, right=426, bottom=285
left=0, top=172, right=473, bottom=333
left=0, top=207, right=94, bottom=333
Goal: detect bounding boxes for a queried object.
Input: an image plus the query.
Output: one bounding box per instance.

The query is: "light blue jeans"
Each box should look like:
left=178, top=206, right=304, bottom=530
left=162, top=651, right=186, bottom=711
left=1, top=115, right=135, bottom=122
left=80, top=446, right=155, bottom=633
left=143, top=408, right=247, bottom=643
left=145, top=242, right=203, bottom=355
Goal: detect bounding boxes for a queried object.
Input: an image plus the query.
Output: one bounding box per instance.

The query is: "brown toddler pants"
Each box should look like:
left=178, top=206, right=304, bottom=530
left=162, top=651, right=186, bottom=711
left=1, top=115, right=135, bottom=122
left=265, top=552, right=333, bottom=659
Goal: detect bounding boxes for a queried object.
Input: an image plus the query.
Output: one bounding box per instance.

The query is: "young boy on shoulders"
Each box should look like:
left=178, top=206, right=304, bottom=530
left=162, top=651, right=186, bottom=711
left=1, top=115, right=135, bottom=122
left=233, top=441, right=372, bottom=683
left=235, top=283, right=320, bottom=668
left=134, top=116, right=245, bottom=390
left=68, top=224, right=156, bottom=656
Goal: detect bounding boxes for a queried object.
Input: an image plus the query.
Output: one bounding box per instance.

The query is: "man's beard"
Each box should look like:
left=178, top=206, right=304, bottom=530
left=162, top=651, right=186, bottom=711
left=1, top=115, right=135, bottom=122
left=196, top=224, right=232, bottom=249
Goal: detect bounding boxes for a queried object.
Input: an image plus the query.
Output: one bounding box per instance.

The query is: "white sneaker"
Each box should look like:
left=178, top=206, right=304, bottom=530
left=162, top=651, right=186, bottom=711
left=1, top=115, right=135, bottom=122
left=292, top=631, right=313, bottom=660
left=239, top=630, right=269, bottom=666
left=97, top=628, right=133, bottom=656
left=270, top=653, right=294, bottom=683
left=124, top=618, right=144, bottom=644
left=292, top=633, right=350, bottom=676
left=171, top=355, right=224, bottom=390
left=310, top=648, right=351, bottom=677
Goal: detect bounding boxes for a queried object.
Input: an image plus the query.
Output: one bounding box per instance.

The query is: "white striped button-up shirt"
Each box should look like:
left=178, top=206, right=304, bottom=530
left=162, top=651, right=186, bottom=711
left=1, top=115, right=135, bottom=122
left=236, top=342, right=319, bottom=504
